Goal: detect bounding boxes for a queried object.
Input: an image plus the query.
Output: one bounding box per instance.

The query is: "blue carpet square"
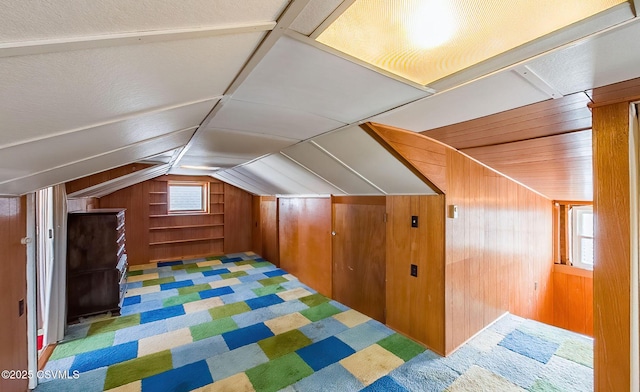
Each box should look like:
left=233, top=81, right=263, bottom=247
left=140, top=305, right=185, bottom=324
left=199, top=286, right=234, bottom=299
left=299, top=317, right=349, bottom=342
left=157, top=260, right=183, bottom=267
left=296, top=336, right=355, bottom=371
left=119, top=299, right=163, bottom=316
left=171, top=335, right=229, bottom=369
left=292, top=363, right=363, bottom=392
left=160, top=280, right=193, bottom=290
left=238, top=274, right=268, bottom=283
left=126, top=281, right=143, bottom=289
left=245, top=294, right=283, bottom=310
left=70, top=341, right=138, bottom=373
left=232, top=307, right=277, bottom=328
left=113, top=320, right=167, bottom=345
left=363, top=376, right=409, bottom=392
left=203, top=268, right=230, bottom=277
left=221, top=257, right=243, bottom=263
left=336, top=320, right=394, bottom=351
left=35, top=367, right=108, bottom=392
left=222, top=323, right=274, bottom=350
left=499, top=329, right=559, bottom=364
left=122, top=295, right=141, bottom=306
left=207, top=343, right=269, bottom=381
left=263, top=269, right=287, bottom=277
left=142, top=360, right=212, bottom=392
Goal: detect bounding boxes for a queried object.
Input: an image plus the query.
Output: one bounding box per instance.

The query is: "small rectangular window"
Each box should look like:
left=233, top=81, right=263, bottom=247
left=168, top=182, right=208, bottom=214
left=571, top=205, right=594, bottom=269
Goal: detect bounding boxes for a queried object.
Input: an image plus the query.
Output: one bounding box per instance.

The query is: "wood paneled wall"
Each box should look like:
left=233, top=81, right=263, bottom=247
left=0, top=196, right=28, bottom=392
left=65, top=163, right=153, bottom=194
left=592, top=101, right=631, bottom=392
left=224, top=183, right=252, bottom=254
left=553, top=264, right=593, bottom=336
left=278, top=197, right=332, bottom=296
left=252, top=196, right=279, bottom=266
left=88, top=174, right=253, bottom=264
left=67, top=197, right=99, bottom=212
left=365, top=123, right=554, bottom=355
left=386, top=195, right=446, bottom=354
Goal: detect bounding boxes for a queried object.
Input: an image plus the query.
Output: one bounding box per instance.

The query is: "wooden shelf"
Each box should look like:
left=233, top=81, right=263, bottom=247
left=149, top=223, right=224, bottom=231
left=149, top=202, right=167, bottom=206
left=149, top=237, right=224, bottom=246
left=149, top=213, right=224, bottom=218
left=149, top=191, right=167, bottom=194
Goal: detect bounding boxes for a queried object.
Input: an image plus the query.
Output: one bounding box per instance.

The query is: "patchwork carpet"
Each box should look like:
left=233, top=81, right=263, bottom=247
left=36, top=252, right=593, bottom=391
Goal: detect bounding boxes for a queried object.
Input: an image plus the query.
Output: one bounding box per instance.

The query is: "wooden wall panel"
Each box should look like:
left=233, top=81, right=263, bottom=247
left=552, top=264, right=593, bottom=336
left=67, top=197, right=99, bottom=212
left=332, top=196, right=386, bottom=323
left=592, top=101, right=631, bottom=392
left=251, top=196, right=262, bottom=256
left=0, top=196, right=28, bottom=392
left=260, top=197, right=279, bottom=266
left=278, top=197, right=332, bottom=296
left=224, top=183, right=252, bottom=254
left=590, top=76, right=640, bottom=106
left=65, top=163, right=153, bottom=194
left=367, top=122, right=554, bottom=355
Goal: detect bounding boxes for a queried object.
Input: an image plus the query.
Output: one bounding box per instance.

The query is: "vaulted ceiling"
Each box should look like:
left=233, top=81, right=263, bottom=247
left=2, top=0, right=640, bottom=201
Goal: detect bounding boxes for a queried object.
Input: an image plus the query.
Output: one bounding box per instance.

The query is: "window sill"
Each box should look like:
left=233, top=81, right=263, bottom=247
left=553, top=263, right=593, bottom=279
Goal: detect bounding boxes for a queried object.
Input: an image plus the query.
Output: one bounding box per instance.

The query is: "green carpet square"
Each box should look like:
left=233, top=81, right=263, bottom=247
left=178, top=283, right=213, bottom=295
left=87, top=314, right=141, bottom=336
left=50, top=331, right=116, bottom=360
left=104, top=350, right=173, bottom=390
left=221, top=271, right=248, bottom=279
left=170, top=264, right=192, bottom=270
left=206, top=255, right=223, bottom=261
left=142, top=277, right=175, bottom=287
left=253, top=284, right=286, bottom=296
left=246, top=352, right=313, bottom=392
left=258, top=276, right=287, bottom=287
left=555, top=339, right=593, bottom=368
left=529, top=379, right=563, bottom=392
left=127, top=270, right=143, bottom=276
left=258, top=330, right=312, bottom=359
left=377, top=333, right=425, bottom=362
left=251, top=262, right=273, bottom=269
left=300, top=302, right=342, bottom=322
left=234, top=260, right=257, bottom=266
left=210, top=302, right=251, bottom=319
left=190, top=317, right=238, bottom=341
left=163, top=292, right=201, bottom=307
left=299, top=293, right=329, bottom=307
left=185, top=266, right=213, bottom=274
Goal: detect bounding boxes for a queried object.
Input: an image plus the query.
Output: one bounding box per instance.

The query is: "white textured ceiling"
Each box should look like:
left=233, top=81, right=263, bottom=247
left=0, top=0, right=288, bottom=42
left=2, top=1, right=640, bottom=197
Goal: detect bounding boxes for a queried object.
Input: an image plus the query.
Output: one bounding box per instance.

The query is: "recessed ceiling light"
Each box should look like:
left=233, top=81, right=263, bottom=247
left=179, top=165, right=220, bottom=171
left=316, top=0, right=628, bottom=86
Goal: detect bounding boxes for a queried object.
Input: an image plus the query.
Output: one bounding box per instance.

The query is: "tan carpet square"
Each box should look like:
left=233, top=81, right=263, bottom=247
left=276, top=288, right=312, bottom=301
left=227, top=265, right=253, bottom=272
left=138, top=328, right=193, bottom=357
left=105, top=380, right=141, bottom=391
left=125, top=286, right=160, bottom=297
left=210, top=278, right=242, bottom=289
left=446, top=365, right=526, bottom=392
left=333, top=309, right=371, bottom=328
left=264, top=313, right=311, bottom=335
left=184, top=297, right=224, bottom=314
left=195, top=373, right=255, bottom=392
left=126, top=273, right=159, bottom=283
left=340, top=344, right=404, bottom=386
left=128, top=263, right=157, bottom=271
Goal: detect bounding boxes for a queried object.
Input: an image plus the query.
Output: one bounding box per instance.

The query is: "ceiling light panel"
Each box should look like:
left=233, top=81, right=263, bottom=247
left=316, top=0, right=627, bottom=86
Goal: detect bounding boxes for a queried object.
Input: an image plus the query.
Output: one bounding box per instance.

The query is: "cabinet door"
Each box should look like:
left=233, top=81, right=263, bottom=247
left=67, top=270, right=120, bottom=320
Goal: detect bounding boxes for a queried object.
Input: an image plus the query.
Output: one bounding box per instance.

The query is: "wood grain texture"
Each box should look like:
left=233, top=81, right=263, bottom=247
left=332, top=199, right=386, bottom=323
left=592, top=102, right=631, bottom=392
left=260, top=197, right=279, bottom=266
left=0, top=196, right=28, bottom=392
left=590, top=76, right=640, bottom=107
left=65, top=163, right=154, bottom=194
left=386, top=195, right=446, bottom=354
left=278, top=197, right=332, bottom=296
left=67, top=197, right=99, bottom=212
left=251, top=196, right=262, bottom=256
left=461, top=130, right=593, bottom=201
left=422, top=92, right=592, bottom=149
left=367, top=123, right=554, bottom=355
left=552, top=264, right=593, bottom=336
left=224, top=183, right=252, bottom=254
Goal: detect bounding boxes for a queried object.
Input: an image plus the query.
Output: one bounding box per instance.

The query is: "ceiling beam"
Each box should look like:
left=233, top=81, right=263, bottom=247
left=0, top=22, right=276, bottom=59
left=171, top=0, right=312, bottom=169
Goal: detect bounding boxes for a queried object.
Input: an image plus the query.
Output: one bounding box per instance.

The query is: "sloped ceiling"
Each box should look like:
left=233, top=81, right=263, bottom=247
left=2, top=0, right=640, bottom=199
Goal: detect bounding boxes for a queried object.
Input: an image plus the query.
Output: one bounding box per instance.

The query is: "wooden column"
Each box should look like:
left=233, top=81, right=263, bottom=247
left=592, top=102, right=631, bottom=392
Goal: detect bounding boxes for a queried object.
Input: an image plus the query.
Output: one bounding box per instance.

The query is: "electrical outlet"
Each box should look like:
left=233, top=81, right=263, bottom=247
left=18, top=299, right=24, bottom=316
left=410, top=264, right=418, bottom=277
left=411, top=216, right=418, bottom=228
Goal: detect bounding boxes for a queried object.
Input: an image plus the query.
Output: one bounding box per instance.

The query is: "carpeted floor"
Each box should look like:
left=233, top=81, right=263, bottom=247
left=36, top=252, right=593, bottom=391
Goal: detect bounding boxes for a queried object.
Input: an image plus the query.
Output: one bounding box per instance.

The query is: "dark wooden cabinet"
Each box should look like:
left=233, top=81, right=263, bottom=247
left=67, top=209, right=127, bottom=322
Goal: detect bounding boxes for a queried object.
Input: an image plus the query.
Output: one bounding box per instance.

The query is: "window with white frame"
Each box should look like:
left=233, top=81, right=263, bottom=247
left=168, top=182, right=208, bottom=214
left=571, top=205, right=594, bottom=269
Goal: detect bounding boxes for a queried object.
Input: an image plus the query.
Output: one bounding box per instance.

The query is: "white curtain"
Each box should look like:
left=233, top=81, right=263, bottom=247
left=630, top=103, right=639, bottom=392
left=42, top=184, right=68, bottom=345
